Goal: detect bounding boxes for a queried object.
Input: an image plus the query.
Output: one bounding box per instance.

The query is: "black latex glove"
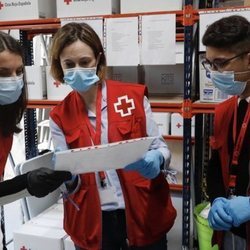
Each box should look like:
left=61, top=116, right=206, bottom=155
left=26, top=167, right=72, bottom=198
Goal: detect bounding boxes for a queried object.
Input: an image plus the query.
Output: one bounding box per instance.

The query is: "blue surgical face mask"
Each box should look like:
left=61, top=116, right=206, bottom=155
left=210, top=70, right=247, bottom=96
left=0, top=74, right=24, bottom=105
left=63, top=67, right=100, bottom=92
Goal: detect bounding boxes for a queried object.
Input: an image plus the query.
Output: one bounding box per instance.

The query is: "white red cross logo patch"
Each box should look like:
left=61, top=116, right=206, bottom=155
left=114, top=95, right=135, bottom=117
left=64, top=0, right=72, bottom=5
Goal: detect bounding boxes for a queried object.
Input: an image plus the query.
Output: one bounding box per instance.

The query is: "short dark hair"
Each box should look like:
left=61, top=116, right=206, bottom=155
left=202, top=15, right=250, bottom=53
left=50, top=22, right=106, bottom=83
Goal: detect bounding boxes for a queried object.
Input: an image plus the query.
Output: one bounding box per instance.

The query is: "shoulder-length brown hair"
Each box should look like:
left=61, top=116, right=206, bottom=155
left=0, top=31, right=27, bottom=137
left=50, top=22, right=107, bottom=83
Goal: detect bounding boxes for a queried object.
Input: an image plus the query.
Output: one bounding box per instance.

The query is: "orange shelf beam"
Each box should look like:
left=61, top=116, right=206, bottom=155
left=192, top=102, right=217, bottom=114
left=169, top=184, right=183, bottom=192
left=27, top=99, right=59, bottom=109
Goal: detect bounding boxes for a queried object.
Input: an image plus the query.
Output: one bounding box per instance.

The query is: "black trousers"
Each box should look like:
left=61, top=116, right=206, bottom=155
left=75, top=209, right=167, bottom=250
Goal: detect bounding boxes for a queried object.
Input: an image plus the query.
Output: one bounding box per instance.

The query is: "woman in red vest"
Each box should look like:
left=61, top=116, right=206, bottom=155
left=0, top=31, right=72, bottom=204
left=49, top=22, right=176, bottom=250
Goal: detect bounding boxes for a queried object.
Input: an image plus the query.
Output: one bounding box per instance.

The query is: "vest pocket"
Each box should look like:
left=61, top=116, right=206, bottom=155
left=113, top=116, right=144, bottom=140
left=64, top=124, right=92, bottom=148
left=65, top=128, right=81, bottom=143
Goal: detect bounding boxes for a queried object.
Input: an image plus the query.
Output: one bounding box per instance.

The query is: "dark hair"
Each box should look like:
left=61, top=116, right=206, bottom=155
left=202, top=15, right=250, bottom=53
left=0, top=31, right=27, bottom=136
left=50, top=22, right=106, bottom=83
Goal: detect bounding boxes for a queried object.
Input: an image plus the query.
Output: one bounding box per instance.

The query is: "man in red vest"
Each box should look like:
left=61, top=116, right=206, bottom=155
left=202, top=15, right=250, bottom=249
left=49, top=22, right=176, bottom=250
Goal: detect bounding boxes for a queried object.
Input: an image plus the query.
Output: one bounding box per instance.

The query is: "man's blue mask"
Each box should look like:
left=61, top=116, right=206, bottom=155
left=210, top=70, right=247, bottom=96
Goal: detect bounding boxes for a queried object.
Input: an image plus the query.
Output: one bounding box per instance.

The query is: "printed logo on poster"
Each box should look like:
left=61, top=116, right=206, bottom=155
left=20, top=246, right=31, bottom=250
left=63, top=0, right=94, bottom=5
left=0, top=1, right=31, bottom=11
left=53, top=81, right=61, bottom=88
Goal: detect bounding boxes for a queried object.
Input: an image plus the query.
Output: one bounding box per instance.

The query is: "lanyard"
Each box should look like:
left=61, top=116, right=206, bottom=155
left=232, top=99, right=250, bottom=165
left=229, top=98, right=250, bottom=190
left=82, top=84, right=106, bottom=187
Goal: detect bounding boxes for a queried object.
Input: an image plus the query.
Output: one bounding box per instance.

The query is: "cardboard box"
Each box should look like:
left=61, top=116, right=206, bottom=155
left=46, top=66, right=72, bottom=100
left=152, top=112, right=170, bottom=135
left=13, top=203, right=70, bottom=250
left=121, top=0, right=182, bottom=14
left=199, top=54, right=230, bottom=102
left=170, top=113, right=195, bottom=137
left=56, top=0, right=120, bottom=18
left=0, top=0, right=56, bottom=21
left=143, top=64, right=184, bottom=96
left=64, top=236, right=75, bottom=250
left=25, top=66, right=46, bottom=100
left=107, top=66, right=139, bottom=83
left=14, top=224, right=67, bottom=250
left=217, top=0, right=244, bottom=7
left=29, top=203, right=64, bottom=228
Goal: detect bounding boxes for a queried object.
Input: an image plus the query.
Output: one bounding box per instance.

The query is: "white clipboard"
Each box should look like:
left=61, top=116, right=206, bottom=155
left=54, top=137, right=156, bottom=174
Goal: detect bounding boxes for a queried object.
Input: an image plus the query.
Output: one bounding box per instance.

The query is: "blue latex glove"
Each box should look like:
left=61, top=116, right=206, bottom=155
left=124, top=150, right=164, bottom=179
left=208, top=197, right=233, bottom=231
left=224, top=196, right=250, bottom=227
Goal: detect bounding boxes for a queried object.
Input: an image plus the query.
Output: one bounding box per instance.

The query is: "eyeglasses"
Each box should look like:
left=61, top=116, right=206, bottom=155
left=202, top=51, right=249, bottom=72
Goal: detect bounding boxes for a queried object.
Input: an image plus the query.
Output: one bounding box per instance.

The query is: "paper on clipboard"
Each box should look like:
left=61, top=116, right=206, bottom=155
left=54, top=137, right=156, bottom=174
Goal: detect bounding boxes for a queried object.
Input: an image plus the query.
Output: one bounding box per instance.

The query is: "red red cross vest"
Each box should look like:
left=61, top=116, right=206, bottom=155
left=210, top=96, right=250, bottom=249
left=0, top=131, right=13, bottom=176
left=50, top=80, right=176, bottom=250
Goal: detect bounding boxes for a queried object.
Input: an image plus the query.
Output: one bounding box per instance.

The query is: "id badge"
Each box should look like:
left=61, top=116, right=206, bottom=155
left=99, top=186, right=119, bottom=206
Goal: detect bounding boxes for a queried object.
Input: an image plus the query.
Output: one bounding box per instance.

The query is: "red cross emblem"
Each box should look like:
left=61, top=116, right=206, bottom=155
left=20, top=246, right=28, bottom=250
left=176, top=123, right=182, bottom=128
left=0, top=2, right=4, bottom=10
left=53, top=81, right=61, bottom=88
left=64, top=0, right=72, bottom=5
left=114, top=95, right=135, bottom=117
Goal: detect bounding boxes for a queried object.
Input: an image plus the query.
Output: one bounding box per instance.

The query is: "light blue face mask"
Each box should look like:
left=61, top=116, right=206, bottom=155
left=63, top=67, right=100, bottom=93
left=0, top=74, right=24, bottom=105
left=210, top=70, right=247, bottom=96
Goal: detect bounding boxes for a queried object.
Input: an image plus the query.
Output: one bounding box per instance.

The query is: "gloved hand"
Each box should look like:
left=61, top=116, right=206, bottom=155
left=224, top=196, right=250, bottom=227
left=208, top=197, right=233, bottom=231
left=124, top=150, right=164, bottom=179
left=27, top=167, right=72, bottom=198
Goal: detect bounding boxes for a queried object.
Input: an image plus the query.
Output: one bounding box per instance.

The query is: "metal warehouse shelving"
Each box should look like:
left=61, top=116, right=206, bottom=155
left=2, top=3, right=243, bottom=248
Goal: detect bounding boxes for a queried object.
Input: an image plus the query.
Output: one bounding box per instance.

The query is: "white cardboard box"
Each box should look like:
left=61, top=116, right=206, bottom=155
left=121, top=0, right=182, bottom=13
left=0, top=0, right=56, bottom=21
left=29, top=203, right=64, bottom=228
left=46, top=66, right=72, bottom=100
left=170, top=113, right=195, bottom=137
left=56, top=0, right=120, bottom=18
left=144, top=64, right=184, bottom=96
left=199, top=54, right=230, bottom=102
left=64, top=236, right=75, bottom=250
left=13, top=203, right=72, bottom=250
left=14, top=223, right=67, bottom=250
left=152, top=112, right=170, bottom=135
left=25, top=66, right=46, bottom=100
